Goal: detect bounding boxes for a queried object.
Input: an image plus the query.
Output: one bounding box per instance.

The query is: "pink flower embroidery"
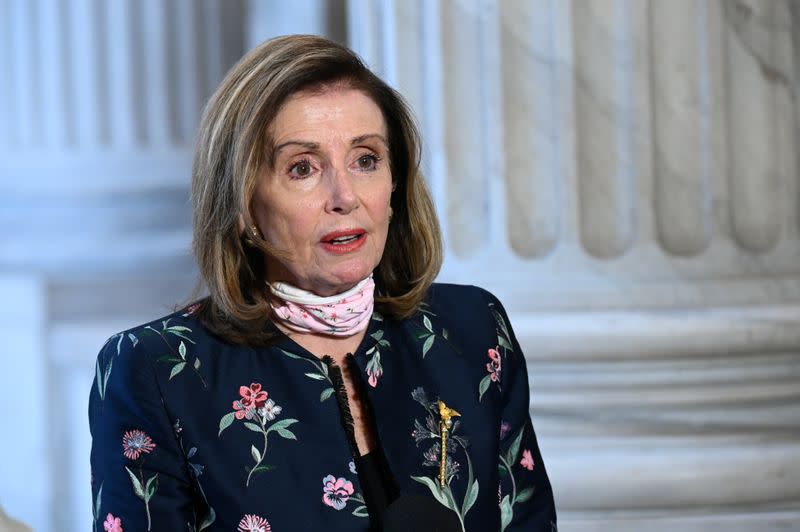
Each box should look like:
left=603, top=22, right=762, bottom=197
left=322, top=474, right=354, bottom=510
left=237, top=514, right=271, bottom=532
left=103, top=513, right=123, bottom=532
left=239, top=383, right=268, bottom=409
left=486, top=346, right=502, bottom=382
left=367, top=365, right=383, bottom=388
left=121, top=430, right=155, bottom=460
left=233, top=383, right=268, bottom=419
left=520, top=449, right=535, bottom=470
left=233, top=400, right=255, bottom=420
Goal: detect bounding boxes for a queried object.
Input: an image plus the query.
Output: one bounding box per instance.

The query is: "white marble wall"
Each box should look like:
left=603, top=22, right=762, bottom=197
left=0, top=1, right=245, bottom=530
left=346, top=0, right=800, bottom=530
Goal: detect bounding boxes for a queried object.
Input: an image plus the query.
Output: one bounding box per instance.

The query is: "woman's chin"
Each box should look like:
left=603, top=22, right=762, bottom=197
left=311, top=267, right=375, bottom=296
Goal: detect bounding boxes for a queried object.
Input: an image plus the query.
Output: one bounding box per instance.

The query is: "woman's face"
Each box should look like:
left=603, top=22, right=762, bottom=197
left=253, top=87, right=393, bottom=297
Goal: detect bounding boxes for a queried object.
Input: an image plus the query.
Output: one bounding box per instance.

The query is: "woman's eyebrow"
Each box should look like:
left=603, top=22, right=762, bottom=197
left=351, top=133, right=388, bottom=146
left=273, top=140, right=320, bottom=155
left=272, top=134, right=387, bottom=158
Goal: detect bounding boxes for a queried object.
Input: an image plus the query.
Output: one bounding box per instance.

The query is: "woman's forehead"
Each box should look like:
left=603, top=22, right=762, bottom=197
left=270, top=88, right=387, bottom=141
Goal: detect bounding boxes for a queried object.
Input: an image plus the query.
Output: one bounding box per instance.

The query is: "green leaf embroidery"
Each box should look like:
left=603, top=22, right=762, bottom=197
left=250, top=445, right=261, bottom=463
left=125, top=467, right=145, bottom=499
left=507, top=426, right=525, bottom=466
left=411, top=476, right=452, bottom=510
left=99, top=357, right=114, bottom=399
left=423, top=315, right=433, bottom=332
left=499, top=494, right=513, bottom=532
left=249, top=464, right=276, bottom=475
left=422, top=335, right=435, bottom=357
left=443, top=488, right=461, bottom=524
left=144, top=474, right=159, bottom=501
left=169, top=362, right=186, bottom=380
left=477, top=374, right=492, bottom=402
left=243, top=422, right=262, bottom=433
left=498, top=335, right=513, bottom=351
left=462, top=479, right=479, bottom=516
left=167, top=330, right=194, bottom=345
left=95, top=359, right=105, bottom=399
left=352, top=505, right=369, bottom=517
left=320, top=387, right=335, bottom=402
left=269, top=418, right=298, bottom=431
left=178, top=341, right=187, bottom=360
left=218, top=412, right=235, bottom=436
left=278, top=348, right=305, bottom=360
left=461, top=452, right=478, bottom=517
left=93, top=483, right=103, bottom=521
left=304, top=372, right=326, bottom=380
left=198, top=507, right=216, bottom=531
left=515, top=487, right=535, bottom=503
left=371, top=329, right=384, bottom=341
left=274, top=427, right=297, bottom=440
left=194, top=358, right=201, bottom=370
left=490, top=306, right=510, bottom=337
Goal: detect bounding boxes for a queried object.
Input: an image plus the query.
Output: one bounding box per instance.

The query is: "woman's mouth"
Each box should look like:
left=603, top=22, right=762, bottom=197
left=320, top=230, right=367, bottom=254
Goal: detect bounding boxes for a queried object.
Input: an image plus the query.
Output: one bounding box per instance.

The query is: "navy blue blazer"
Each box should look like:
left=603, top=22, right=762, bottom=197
left=89, top=283, right=556, bottom=531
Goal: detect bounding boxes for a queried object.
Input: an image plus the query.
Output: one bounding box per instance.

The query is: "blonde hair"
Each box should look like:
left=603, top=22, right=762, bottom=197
left=191, top=35, right=442, bottom=344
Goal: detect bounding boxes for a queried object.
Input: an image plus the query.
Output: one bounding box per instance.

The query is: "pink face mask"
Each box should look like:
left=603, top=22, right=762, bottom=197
left=268, top=276, right=375, bottom=336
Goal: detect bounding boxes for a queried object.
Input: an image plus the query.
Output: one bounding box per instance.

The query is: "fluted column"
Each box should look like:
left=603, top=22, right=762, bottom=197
left=348, top=0, right=800, bottom=529
left=0, top=2, right=245, bottom=530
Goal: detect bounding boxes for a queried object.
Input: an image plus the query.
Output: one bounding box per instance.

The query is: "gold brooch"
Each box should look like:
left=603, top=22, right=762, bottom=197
left=437, top=399, right=461, bottom=487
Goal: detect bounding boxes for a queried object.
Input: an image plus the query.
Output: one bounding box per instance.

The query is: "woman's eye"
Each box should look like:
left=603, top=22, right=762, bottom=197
left=289, top=160, right=313, bottom=178
left=356, top=154, right=378, bottom=171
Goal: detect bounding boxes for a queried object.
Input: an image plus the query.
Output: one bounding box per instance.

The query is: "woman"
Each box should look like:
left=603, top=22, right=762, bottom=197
left=89, top=35, right=555, bottom=532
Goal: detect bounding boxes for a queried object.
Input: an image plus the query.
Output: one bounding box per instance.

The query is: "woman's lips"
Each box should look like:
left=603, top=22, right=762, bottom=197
left=320, top=229, right=367, bottom=254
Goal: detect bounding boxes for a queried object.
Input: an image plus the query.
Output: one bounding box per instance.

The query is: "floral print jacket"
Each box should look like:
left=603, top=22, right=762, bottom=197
left=89, top=283, right=556, bottom=531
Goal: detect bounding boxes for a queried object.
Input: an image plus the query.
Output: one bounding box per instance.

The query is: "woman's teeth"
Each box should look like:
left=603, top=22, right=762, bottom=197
left=331, top=235, right=359, bottom=244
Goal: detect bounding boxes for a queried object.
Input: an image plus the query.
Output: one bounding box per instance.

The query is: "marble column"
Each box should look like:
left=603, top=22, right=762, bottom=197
left=0, top=1, right=245, bottom=530
left=247, top=0, right=347, bottom=48
left=347, top=0, right=800, bottom=530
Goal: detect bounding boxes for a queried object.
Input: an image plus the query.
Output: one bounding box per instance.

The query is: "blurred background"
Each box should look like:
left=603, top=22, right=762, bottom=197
left=1, top=0, right=799, bottom=530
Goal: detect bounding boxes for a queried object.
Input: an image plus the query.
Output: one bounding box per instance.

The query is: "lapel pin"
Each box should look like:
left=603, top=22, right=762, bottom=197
left=437, top=399, right=461, bottom=487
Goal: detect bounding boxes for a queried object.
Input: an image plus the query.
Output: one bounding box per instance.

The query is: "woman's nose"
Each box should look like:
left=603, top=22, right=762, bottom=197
left=324, top=167, right=358, bottom=214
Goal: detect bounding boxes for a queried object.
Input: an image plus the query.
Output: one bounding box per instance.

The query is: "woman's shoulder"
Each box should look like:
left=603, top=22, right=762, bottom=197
left=415, top=283, right=509, bottom=343
left=424, top=282, right=504, bottom=315
left=94, top=302, right=209, bottom=361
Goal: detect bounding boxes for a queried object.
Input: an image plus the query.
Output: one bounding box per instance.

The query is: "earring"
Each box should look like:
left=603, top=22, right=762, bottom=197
left=242, top=225, right=259, bottom=246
